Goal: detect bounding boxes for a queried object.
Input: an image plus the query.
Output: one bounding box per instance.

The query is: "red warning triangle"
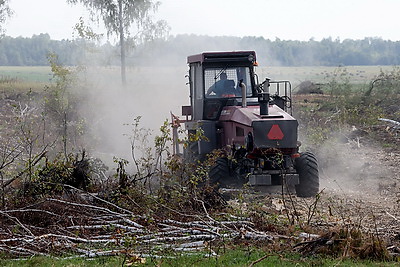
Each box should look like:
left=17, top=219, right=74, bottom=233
left=267, top=124, right=284, bottom=140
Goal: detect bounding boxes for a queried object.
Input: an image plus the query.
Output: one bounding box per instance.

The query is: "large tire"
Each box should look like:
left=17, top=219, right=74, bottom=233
left=295, top=152, right=319, bottom=197
left=209, top=157, right=246, bottom=188
left=209, top=157, right=231, bottom=187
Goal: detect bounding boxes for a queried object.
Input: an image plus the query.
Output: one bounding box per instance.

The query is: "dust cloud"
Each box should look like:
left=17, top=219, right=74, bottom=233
left=77, top=65, right=189, bottom=166
left=75, top=43, right=272, bottom=168
left=312, top=133, right=397, bottom=198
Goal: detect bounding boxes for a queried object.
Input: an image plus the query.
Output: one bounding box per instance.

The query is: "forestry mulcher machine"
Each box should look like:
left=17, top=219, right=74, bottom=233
left=173, top=51, right=319, bottom=197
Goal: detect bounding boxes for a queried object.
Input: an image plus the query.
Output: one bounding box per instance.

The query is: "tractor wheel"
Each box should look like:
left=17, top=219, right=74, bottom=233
left=209, top=157, right=231, bottom=187
left=209, top=157, right=247, bottom=188
left=295, top=152, right=319, bottom=197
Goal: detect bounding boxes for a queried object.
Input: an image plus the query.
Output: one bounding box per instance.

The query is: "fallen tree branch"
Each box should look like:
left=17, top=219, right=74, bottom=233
left=61, top=184, right=136, bottom=216
left=3, top=150, right=47, bottom=188
left=3, top=208, right=61, bottom=218
left=379, top=118, right=400, bottom=127
left=385, top=211, right=399, bottom=222
left=0, top=211, right=35, bottom=237
left=248, top=254, right=274, bottom=267
left=46, top=198, right=144, bottom=228
left=67, top=223, right=145, bottom=233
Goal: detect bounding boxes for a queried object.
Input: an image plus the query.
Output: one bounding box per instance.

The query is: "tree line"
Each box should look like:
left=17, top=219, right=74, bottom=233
left=1, top=34, right=400, bottom=67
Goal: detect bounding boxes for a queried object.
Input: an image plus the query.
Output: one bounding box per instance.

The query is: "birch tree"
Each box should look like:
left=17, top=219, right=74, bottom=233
left=67, top=0, right=168, bottom=85
left=0, top=0, right=12, bottom=34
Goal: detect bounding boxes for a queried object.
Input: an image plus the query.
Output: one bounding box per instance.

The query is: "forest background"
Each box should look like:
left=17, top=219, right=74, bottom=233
left=1, top=34, right=399, bottom=67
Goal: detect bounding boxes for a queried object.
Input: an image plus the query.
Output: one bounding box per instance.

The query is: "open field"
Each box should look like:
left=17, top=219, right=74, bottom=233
left=0, top=65, right=397, bottom=84
left=0, top=66, right=53, bottom=93
left=0, top=66, right=53, bottom=83
left=263, top=65, right=397, bottom=84
left=0, top=65, right=396, bottom=103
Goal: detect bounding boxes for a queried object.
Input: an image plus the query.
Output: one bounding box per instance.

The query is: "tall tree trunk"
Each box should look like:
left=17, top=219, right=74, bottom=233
left=118, top=0, right=126, bottom=86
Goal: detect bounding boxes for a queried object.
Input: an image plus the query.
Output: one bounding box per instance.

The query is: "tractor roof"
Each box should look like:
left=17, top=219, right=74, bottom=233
left=187, top=51, right=256, bottom=65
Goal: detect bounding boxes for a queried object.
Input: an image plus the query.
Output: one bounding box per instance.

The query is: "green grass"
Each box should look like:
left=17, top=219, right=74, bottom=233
left=0, top=256, right=122, bottom=267
left=259, top=65, right=396, bottom=85
left=0, top=66, right=54, bottom=93
left=0, top=250, right=398, bottom=267
left=0, top=66, right=53, bottom=83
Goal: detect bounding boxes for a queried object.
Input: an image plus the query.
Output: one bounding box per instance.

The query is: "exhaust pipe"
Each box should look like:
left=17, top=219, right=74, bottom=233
left=259, top=92, right=269, bottom=116
left=239, top=79, right=247, bottom=108
left=259, top=78, right=270, bottom=116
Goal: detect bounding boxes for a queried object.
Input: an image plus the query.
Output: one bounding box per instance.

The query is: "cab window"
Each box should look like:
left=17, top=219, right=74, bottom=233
left=204, top=67, right=252, bottom=98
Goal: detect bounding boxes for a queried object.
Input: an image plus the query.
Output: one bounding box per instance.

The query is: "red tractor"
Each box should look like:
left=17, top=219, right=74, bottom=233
left=173, top=51, right=319, bottom=197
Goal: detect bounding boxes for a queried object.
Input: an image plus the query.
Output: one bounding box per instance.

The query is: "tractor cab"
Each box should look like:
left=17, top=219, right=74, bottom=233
left=185, top=51, right=258, bottom=121
left=183, top=51, right=293, bottom=121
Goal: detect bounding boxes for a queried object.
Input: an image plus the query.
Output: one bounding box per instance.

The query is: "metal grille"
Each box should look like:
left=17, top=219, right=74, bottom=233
left=204, top=67, right=252, bottom=97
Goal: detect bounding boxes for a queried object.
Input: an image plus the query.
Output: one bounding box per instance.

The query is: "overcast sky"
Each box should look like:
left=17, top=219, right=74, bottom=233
left=5, top=0, right=400, bottom=41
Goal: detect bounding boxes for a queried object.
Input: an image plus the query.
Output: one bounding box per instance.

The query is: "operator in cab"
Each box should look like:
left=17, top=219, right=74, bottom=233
left=206, top=72, right=236, bottom=98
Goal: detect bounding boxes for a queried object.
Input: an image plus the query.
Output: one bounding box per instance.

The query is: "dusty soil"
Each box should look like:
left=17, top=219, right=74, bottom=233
left=318, top=137, right=400, bottom=245
left=251, top=127, right=400, bottom=254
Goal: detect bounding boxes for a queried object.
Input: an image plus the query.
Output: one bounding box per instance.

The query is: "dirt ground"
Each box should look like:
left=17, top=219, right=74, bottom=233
left=319, top=138, right=400, bottom=245
left=252, top=128, right=400, bottom=253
